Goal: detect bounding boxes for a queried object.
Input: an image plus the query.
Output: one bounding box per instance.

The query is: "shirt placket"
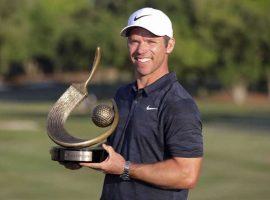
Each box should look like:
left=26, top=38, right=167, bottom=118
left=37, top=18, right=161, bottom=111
left=119, top=90, right=143, bottom=158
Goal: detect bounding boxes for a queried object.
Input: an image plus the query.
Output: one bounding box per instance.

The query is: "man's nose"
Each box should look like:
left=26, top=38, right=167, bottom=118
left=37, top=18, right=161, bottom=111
left=137, top=42, right=148, bottom=54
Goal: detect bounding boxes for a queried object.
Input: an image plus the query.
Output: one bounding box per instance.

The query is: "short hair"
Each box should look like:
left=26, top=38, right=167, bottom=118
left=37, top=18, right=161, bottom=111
left=163, top=36, right=171, bottom=47
left=126, top=29, right=171, bottom=47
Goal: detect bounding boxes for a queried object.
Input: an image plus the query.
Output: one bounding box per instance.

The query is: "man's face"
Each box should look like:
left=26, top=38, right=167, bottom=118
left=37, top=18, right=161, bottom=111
left=127, top=27, right=174, bottom=78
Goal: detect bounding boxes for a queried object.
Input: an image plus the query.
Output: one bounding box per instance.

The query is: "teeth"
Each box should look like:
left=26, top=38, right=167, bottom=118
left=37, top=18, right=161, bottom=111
left=137, top=58, right=151, bottom=63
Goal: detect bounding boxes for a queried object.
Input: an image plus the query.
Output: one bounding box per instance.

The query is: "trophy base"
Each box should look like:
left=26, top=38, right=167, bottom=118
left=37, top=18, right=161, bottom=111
left=50, top=146, right=108, bottom=163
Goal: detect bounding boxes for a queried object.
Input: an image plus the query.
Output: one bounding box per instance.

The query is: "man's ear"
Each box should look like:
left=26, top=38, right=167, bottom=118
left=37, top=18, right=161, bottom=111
left=166, top=38, right=175, bottom=54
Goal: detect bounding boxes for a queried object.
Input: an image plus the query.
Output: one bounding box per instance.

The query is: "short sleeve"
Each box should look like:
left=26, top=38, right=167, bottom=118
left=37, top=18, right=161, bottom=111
left=163, top=99, right=203, bottom=158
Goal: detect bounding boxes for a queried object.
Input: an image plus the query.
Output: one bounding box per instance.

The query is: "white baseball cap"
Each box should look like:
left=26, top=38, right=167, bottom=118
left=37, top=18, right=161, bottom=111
left=120, top=7, right=173, bottom=38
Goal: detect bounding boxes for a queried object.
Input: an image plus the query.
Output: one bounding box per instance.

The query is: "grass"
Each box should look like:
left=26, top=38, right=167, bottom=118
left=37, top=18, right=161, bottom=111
left=0, top=100, right=270, bottom=200
left=190, top=125, right=270, bottom=200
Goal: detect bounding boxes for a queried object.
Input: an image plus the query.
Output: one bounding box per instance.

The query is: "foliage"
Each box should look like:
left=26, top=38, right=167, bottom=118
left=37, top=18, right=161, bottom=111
left=196, top=1, right=258, bottom=86
left=0, top=0, right=269, bottom=96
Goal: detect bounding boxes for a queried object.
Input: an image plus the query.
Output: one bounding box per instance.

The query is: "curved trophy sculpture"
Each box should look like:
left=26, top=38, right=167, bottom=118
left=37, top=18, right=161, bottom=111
left=46, top=47, right=119, bottom=162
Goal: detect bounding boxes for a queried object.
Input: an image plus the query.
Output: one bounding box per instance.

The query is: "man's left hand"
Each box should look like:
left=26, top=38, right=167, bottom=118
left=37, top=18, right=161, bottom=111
left=80, top=144, right=125, bottom=175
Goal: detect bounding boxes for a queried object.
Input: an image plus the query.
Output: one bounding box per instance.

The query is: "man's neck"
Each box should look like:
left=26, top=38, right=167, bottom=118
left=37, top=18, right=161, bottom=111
left=136, top=68, right=169, bottom=89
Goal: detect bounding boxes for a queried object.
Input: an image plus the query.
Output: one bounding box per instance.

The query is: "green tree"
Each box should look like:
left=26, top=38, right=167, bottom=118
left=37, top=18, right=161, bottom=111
left=0, top=0, right=92, bottom=75
left=197, top=0, right=265, bottom=104
left=254, top=1, right=270, bottom=99
left=0, top=0, right=31, bottom=74
left=1, top=0, right=269, bottom=100
left=27, top=0, right=89, bottom=72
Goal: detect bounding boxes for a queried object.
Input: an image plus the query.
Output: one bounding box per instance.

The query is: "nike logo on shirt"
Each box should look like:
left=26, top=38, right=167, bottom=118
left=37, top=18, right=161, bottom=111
left=146, top=105, right=158, bottom=110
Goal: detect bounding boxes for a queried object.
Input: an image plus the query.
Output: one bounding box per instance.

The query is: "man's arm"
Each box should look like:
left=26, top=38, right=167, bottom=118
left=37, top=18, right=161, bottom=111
left=130, top=156, right=202, bottom=189
left=80, top=144, right=202, bottom=190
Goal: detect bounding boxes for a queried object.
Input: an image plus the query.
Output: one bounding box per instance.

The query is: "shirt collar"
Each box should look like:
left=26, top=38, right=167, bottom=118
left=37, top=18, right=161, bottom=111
left=131, top=72, right=177, bottom=95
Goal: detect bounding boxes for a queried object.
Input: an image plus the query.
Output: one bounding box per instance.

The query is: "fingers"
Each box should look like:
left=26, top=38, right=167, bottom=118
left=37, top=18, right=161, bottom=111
left=79, top=145, right=120, bottom=174
left=102, top=144, right=114, bottom=155
left=80, top=162, right=103, bottom=169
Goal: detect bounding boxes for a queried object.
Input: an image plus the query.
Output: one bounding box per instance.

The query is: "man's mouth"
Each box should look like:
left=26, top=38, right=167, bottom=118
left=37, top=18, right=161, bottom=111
left=136, top=58, right=151, bottom=63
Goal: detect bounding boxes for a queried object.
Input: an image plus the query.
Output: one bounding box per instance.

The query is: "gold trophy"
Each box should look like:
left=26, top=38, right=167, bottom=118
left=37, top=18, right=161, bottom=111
left=46, top=47, right=119, bottom=163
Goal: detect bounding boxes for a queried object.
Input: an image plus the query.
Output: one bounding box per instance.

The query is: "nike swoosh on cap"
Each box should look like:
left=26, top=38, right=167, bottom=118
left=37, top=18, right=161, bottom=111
left=134, top=14, right=151, bottom=21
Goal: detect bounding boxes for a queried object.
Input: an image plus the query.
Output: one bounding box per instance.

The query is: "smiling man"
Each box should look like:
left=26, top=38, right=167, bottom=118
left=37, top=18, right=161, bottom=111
left=80, top=7, right=204, bottom=200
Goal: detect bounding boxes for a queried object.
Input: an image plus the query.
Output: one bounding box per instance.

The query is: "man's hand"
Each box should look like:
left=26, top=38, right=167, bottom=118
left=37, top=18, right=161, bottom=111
left=80, top=144, right=125, bottom=175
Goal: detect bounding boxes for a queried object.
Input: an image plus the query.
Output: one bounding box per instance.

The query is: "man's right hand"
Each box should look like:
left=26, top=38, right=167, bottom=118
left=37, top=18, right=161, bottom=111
left=59, top=161, right=82, bottom=170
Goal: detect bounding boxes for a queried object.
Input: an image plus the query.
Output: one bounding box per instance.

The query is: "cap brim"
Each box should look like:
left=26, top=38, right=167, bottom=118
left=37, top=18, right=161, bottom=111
left=120, top=25, right=163, bottom=37
left=120, top=25, right=139, bottom=37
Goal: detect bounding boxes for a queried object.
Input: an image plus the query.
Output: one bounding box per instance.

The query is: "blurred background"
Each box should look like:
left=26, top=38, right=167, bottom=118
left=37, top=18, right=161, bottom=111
left=0, top=0, right=269, bottom=199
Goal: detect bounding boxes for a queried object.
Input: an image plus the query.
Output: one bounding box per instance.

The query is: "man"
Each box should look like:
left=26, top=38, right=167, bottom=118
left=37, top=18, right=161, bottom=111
left=81, top=7, right=203, bottom=200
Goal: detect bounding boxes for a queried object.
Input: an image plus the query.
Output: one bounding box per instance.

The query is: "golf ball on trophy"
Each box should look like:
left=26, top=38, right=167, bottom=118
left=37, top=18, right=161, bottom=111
left=92, top=104, right=114, bottom=127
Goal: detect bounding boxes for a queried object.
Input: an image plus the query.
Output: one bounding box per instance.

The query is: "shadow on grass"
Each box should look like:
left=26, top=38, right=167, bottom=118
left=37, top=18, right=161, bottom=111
left=0, top=111, right=91, bottom=121
left=202, top=112, right=270, bottom=132
left=2, top=109, right=270, bottom=134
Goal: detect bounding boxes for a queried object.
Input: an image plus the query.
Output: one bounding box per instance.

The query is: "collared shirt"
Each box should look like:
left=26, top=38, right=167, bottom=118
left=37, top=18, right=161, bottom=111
left=101, top=72, right=203, bottom=200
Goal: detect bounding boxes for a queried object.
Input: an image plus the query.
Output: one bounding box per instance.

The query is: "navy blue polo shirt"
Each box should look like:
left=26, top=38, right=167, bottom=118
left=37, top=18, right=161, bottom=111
left=101, top=72, right=203, bottom=200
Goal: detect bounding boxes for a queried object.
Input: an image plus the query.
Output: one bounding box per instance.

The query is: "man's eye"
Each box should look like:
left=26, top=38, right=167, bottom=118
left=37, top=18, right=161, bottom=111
left=129, top=40, right=139, bottom=45
left=148, top=40, right=156, bottom=44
